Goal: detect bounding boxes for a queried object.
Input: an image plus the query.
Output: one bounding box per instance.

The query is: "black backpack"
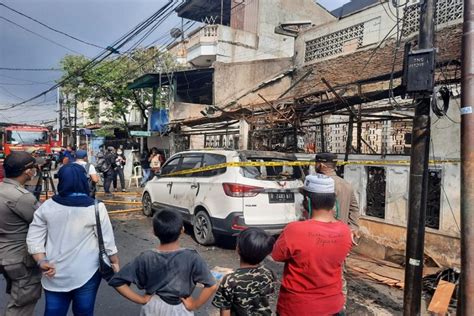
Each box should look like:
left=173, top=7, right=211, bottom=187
left=95, top=153, right=111, bottom=173
left=84, top=163, right=97, bottom=197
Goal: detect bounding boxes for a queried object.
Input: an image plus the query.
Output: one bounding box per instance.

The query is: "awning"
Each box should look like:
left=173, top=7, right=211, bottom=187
left=176, top=0, right=231, bottom=25
left=127, top=68, right=214, bottom=90
left=128, top=68, right=214, bottom=105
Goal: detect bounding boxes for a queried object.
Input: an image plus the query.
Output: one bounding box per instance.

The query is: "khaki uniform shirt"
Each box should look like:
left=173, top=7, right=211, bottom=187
left=326, top=170, right=360, bottom=231
left=0, top=178, right=40, bottom=265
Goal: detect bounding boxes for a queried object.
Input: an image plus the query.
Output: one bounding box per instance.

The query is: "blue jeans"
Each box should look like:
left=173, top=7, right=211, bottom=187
left=141, top=168, right=151, bottom=185
left=44, top=270, right=101, bottom=316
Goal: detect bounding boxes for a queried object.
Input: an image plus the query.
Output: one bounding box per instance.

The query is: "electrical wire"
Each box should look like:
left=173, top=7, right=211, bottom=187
left=0, top=85, right=25, bottom=100
left=0, top=74, right=55, bottom=84
left=387, top=0, right=410, bottom=109
left=0, top=16, right=86, bottom=55
left=0, top=81, right=52, bottom=86
left=1, top=0, right=175, bottom=110
left=0, top=67, right=61, bottom=71
left=0, top=2, right=107, bottom=50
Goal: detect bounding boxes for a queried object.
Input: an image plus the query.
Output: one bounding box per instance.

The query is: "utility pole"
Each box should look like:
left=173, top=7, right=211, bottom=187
left=220, top=0, right=224, bottom=25
left=66, top=94, right=71, bottom=146
left=459, top=0, right=474, bottom=314
left=57, top=88, right=62, bottom=137
left=73, top=95, right=78, bottom=147
left=403, top=0, right=435, bottom=314
left=320, top=116, right=326, bottom=152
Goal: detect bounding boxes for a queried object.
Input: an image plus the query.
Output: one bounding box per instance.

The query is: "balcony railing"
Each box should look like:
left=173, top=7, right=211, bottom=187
left=202, top=24, right=218, bottom=37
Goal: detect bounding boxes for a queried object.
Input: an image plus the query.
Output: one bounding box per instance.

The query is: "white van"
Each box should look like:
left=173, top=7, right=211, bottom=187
left=142, top=150, right=304, bottom=245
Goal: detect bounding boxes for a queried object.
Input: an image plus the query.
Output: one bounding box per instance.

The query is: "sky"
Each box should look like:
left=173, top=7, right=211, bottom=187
left=0, top=0, right=350, bottom=124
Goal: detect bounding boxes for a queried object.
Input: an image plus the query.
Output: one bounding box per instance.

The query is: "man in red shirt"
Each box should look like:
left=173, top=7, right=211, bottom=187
left=272, top=174, right=352, bottom=316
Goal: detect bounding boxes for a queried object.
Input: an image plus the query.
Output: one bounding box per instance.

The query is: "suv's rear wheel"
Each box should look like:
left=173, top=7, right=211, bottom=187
left=142, top=192, right=153, bottom=217
left=193, top=210, right=215, bottom=245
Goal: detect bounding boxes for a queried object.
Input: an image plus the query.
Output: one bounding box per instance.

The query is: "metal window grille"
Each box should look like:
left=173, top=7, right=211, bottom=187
left=305, top=23, right=365, bottom=62
left=175, top=135, right=190, bottom=152
left=366, top=167, right=386, bottom=219
left=402, top=0, right=463, bottom=37
left=426, top=169, right=442, bottom=229
left=204, top=134, right=238, bottom=149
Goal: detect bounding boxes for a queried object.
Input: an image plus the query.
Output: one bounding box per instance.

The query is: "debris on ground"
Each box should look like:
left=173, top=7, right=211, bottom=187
left=427, top=280, right=456, bottom=314
left=423, top=268, right=460, bottom=313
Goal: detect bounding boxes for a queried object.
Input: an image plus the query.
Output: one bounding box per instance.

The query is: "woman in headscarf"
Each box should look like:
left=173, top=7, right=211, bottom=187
left=27, top=163, right=119, bottom=316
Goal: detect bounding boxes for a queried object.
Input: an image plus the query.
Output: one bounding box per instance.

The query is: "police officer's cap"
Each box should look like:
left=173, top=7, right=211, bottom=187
left=3, top=151, right=36, bottom=178
left=314, top=152, right=337, bottom=163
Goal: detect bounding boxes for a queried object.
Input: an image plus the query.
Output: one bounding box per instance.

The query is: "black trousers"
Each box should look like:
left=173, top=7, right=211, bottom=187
left=113, top=168, right=125, bottom=190
left=103, top=170, right=114, bottom=193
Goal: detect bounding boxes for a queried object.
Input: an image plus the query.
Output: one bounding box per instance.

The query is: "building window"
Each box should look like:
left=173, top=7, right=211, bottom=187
left=426, top=169, right=442, bottom=229
left=305, top=22, right=365, bottom=62
left=366, top=167, right=386, bottom=219
left=174, top=135, right=190, bottom=152
left=204, top=134, right=238, bottom=149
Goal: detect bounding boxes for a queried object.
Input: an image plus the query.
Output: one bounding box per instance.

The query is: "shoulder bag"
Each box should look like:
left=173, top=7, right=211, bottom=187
left=94, top=200, right=115, bottom=281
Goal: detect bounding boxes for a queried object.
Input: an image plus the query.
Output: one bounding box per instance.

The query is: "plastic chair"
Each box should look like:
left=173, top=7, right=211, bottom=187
left=128, top=165, right=142, bottom=188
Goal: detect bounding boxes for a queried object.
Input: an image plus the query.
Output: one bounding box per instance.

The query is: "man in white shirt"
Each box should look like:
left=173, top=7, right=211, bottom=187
left=74, top=150, right=99, bottom=197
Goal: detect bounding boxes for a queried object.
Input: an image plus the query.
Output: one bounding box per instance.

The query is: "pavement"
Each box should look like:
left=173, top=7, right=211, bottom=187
left=0, top=190, right=404, bottom=315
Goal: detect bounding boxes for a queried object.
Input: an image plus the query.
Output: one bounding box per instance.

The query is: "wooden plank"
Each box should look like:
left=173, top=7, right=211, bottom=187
left=348, top=259, right=405, bottom=281
left=351, top=266, right=369, bottom=273
left=427, top=280, right=456, bottom=314
left=372, top=265, right=405, bottom=281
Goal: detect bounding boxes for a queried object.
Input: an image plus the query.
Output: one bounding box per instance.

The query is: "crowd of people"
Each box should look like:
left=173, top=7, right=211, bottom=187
left=0, top=150, right=360, bottom=316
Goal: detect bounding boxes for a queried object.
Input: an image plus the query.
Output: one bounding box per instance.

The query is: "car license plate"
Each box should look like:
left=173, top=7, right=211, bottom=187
left=268, top=192, right=294, bottom=203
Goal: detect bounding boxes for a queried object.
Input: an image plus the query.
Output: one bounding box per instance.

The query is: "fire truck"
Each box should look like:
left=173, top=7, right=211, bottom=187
left=0, top=124, right=53, bottom=158
left=0, top=124, right=58, bottom=182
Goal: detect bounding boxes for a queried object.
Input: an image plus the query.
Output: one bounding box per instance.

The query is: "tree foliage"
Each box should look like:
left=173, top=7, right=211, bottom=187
left=58, top=48, right=180, bottom=133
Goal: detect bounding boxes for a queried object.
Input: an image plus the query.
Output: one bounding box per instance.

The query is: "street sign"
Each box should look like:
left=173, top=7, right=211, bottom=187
left=130, top=131, right=152, bottom=137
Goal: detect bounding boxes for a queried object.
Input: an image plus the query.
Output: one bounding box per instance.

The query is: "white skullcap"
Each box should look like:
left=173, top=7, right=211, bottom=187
left=303, top=174, right=335, bottom=194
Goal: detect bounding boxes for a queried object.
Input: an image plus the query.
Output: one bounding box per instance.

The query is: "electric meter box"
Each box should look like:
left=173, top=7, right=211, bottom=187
left=405, top=48, right=436, bottom=93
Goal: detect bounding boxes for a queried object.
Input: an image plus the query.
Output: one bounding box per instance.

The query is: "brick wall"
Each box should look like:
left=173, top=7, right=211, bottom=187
left=293, top=24, right=463, bottom=98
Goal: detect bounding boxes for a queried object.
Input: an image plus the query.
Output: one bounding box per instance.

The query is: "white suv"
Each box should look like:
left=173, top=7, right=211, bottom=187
left=142, top=150, right=304, bottom=245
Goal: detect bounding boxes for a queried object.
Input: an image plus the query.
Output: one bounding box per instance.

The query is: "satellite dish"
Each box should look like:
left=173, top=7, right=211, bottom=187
left=170, top=28, right=183, bottom=38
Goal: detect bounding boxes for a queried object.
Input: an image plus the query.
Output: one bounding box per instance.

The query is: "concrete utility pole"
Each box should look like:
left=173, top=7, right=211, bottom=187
left=403, top=0, right=435, bottom=314
left=73, top=96, right=78, bottom=147
left=459, top=0, right=474, bottom=314
left=220, top=0, right=224, bottom=25
left=57, top=88, right=62, bottom=137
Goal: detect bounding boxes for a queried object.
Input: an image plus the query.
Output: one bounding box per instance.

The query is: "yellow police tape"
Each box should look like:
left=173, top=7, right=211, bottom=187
left=108, top=207, right=143, bottom=215
left=164, top=159, right=460, bottom=177
left=102, top=200, right=142, bottom=205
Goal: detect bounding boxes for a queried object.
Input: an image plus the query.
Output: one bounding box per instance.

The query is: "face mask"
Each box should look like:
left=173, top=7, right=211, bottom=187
left=117, top=151, right=122, bottom=155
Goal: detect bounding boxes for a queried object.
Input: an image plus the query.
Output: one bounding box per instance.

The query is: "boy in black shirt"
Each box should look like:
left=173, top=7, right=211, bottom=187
left=109, top=210, right=217, bottom=315
left=212, top=228, right=276, bottom=316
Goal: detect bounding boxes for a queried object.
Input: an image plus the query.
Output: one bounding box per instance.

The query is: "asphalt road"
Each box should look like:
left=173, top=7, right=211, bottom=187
left=1, top=211, right=403, bottom=315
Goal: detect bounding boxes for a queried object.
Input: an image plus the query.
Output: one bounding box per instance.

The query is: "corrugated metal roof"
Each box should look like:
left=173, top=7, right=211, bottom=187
left=331, top=0, right=379, bottom=18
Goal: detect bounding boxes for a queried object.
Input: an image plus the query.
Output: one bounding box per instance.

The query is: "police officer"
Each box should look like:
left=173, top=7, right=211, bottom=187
left=0, top=151, right=42, bottom=316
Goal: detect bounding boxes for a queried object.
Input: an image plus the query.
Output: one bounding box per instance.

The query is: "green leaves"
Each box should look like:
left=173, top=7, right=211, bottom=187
left=58, top=48, right=179, bottom=129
